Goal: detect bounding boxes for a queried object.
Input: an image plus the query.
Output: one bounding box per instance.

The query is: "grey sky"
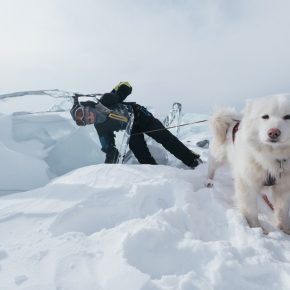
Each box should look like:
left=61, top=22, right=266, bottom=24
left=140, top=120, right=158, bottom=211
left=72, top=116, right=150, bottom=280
left=1, top=0, right=290, bottom=114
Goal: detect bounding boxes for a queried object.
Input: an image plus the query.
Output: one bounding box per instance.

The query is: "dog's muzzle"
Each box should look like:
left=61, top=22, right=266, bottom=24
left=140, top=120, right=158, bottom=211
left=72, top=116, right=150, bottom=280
left=267, top=128, right=281, bottom=143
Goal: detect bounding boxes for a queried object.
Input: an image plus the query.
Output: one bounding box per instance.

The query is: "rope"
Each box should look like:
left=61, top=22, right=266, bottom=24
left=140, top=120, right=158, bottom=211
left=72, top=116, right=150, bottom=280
left=131, top=119, right=208, bottom=136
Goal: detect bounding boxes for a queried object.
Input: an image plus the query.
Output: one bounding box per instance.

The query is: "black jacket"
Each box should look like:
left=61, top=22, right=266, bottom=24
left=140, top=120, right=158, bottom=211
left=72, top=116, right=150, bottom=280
left=93, top=92, right=133, bottom=158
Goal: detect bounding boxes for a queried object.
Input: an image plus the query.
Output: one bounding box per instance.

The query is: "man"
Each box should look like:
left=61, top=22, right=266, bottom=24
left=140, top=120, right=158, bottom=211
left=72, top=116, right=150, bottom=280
left=70, top=81, right=201, bottom=168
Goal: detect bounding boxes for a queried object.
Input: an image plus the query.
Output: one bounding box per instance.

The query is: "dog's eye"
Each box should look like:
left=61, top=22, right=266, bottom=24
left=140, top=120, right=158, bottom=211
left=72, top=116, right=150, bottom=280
left=283, top=115, right=290, bottom=120
left=261, top=115, right=269, bottom=120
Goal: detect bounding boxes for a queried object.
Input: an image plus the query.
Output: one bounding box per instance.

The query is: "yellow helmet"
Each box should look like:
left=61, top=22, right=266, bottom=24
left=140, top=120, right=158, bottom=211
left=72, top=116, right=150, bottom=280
left=114, top=81, right=132, bottom=92
left=113, top=81, right=132, bottom=101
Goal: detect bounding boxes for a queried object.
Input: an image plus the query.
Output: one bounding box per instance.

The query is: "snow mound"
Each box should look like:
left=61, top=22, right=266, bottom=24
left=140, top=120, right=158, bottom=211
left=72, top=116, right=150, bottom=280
left=1, top=91, right=290, bottom=290
left=0, top=164, right=290, bottom=290
left=0, top=91, right=210, bottom=195
left=0, top=92, right=104, bottom=194
left=0, top=141, right=49, bottom=192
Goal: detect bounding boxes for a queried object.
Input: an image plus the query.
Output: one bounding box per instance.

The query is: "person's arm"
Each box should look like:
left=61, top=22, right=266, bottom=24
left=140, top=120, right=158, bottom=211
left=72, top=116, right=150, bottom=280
left=95, top=123, right=119, bottom=163
left=80, top=100, right=97, bottom=108
left=99, top=93, right=121, bottom=106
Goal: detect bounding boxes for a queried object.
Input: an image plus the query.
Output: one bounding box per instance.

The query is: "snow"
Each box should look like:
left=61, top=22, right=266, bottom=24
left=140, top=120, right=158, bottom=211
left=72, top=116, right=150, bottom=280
left=0, top=91, right=290, bottom=290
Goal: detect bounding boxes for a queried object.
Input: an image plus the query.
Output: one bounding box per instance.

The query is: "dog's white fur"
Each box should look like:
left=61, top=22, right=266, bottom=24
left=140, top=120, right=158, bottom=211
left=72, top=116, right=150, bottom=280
left=207, top=94, right=290, bottom=234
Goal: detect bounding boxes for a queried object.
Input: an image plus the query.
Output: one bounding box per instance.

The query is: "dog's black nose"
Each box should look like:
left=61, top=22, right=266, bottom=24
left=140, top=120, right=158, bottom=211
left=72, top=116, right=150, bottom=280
left=268, top=128, right=281, bottom=139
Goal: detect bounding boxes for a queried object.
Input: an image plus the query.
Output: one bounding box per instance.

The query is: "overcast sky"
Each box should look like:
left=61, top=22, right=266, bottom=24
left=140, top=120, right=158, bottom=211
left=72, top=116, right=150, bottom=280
left=1, top=0, right=290, bottom=114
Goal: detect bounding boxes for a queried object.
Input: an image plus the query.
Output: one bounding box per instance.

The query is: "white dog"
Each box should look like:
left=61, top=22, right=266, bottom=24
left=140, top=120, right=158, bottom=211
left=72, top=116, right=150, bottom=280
left=207, top=94, right=290, bottom=234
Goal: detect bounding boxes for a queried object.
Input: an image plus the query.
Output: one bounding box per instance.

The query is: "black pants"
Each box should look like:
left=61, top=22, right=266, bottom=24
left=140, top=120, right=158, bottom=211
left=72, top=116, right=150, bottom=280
left=129, top=106, right=198, bottom=167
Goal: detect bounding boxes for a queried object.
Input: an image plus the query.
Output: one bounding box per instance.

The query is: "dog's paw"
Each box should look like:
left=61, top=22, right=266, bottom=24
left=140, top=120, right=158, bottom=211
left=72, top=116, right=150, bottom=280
left=262, top=227, right=269, bottom=235
left=245, top=215, right=261, bottom=229
left=205, top=179, right=214, bottom=188
left=282, top=229, right=290, bottom=235
left=277, top=222, right=290, bottom=235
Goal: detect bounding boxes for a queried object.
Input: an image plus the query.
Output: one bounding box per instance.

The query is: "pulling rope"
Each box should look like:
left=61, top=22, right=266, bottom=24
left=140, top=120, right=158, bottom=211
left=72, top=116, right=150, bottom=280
left=131, top=119, right=208, bottom=136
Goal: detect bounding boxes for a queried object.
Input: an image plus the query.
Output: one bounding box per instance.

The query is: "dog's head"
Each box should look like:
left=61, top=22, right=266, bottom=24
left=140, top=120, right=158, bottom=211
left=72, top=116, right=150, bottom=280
left=242, top=94, right=290, bottom=147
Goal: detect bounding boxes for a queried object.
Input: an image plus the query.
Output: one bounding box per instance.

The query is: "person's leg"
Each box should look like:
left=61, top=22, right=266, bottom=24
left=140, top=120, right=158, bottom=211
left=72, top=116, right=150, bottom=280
left=104, top=146, right=119, bottom=163
left=145, top=117, right=199, bottom=167
left=129, top=123, right=157, bottom=165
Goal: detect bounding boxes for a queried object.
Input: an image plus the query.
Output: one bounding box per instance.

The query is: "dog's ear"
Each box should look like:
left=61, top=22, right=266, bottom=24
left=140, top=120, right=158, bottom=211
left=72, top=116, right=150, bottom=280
left=243, top=99, right=253, bottom=115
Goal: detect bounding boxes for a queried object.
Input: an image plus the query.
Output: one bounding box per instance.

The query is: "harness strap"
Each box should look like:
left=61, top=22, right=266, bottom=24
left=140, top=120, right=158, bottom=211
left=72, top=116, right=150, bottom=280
left=262, top=194, right=274, bottom=211
left=264, top=173, right=276, bottom=186
left=232, top=121, right=240, bottom=143
left=264, top=159, right=286, bottom=187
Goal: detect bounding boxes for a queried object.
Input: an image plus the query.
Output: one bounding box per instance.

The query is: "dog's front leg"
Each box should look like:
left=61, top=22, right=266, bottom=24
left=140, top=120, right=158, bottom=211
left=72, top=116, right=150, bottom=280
left=235, top=177, right=262, bottom=229
left=206, top=153, right=220, bottom=188
left=272, top=187, right=290, bottom=235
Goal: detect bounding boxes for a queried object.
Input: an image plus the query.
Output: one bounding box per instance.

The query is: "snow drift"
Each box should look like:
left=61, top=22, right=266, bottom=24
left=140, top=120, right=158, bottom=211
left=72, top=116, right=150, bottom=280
left=0, top=91, right=290, bottom=290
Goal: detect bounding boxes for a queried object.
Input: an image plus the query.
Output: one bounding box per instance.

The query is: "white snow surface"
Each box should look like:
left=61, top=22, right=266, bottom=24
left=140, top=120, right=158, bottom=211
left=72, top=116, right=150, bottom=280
left=0, top=92, right=290, bottom=290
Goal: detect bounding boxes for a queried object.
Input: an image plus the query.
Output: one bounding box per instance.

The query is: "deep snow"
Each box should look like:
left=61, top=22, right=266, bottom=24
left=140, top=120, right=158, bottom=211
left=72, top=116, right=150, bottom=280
left=0, top=91, right=290, bottom=290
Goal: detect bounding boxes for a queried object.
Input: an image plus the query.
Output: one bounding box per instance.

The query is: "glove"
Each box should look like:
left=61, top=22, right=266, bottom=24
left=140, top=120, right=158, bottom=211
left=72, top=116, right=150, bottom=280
left=191, top=150, right=200, bottom=159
